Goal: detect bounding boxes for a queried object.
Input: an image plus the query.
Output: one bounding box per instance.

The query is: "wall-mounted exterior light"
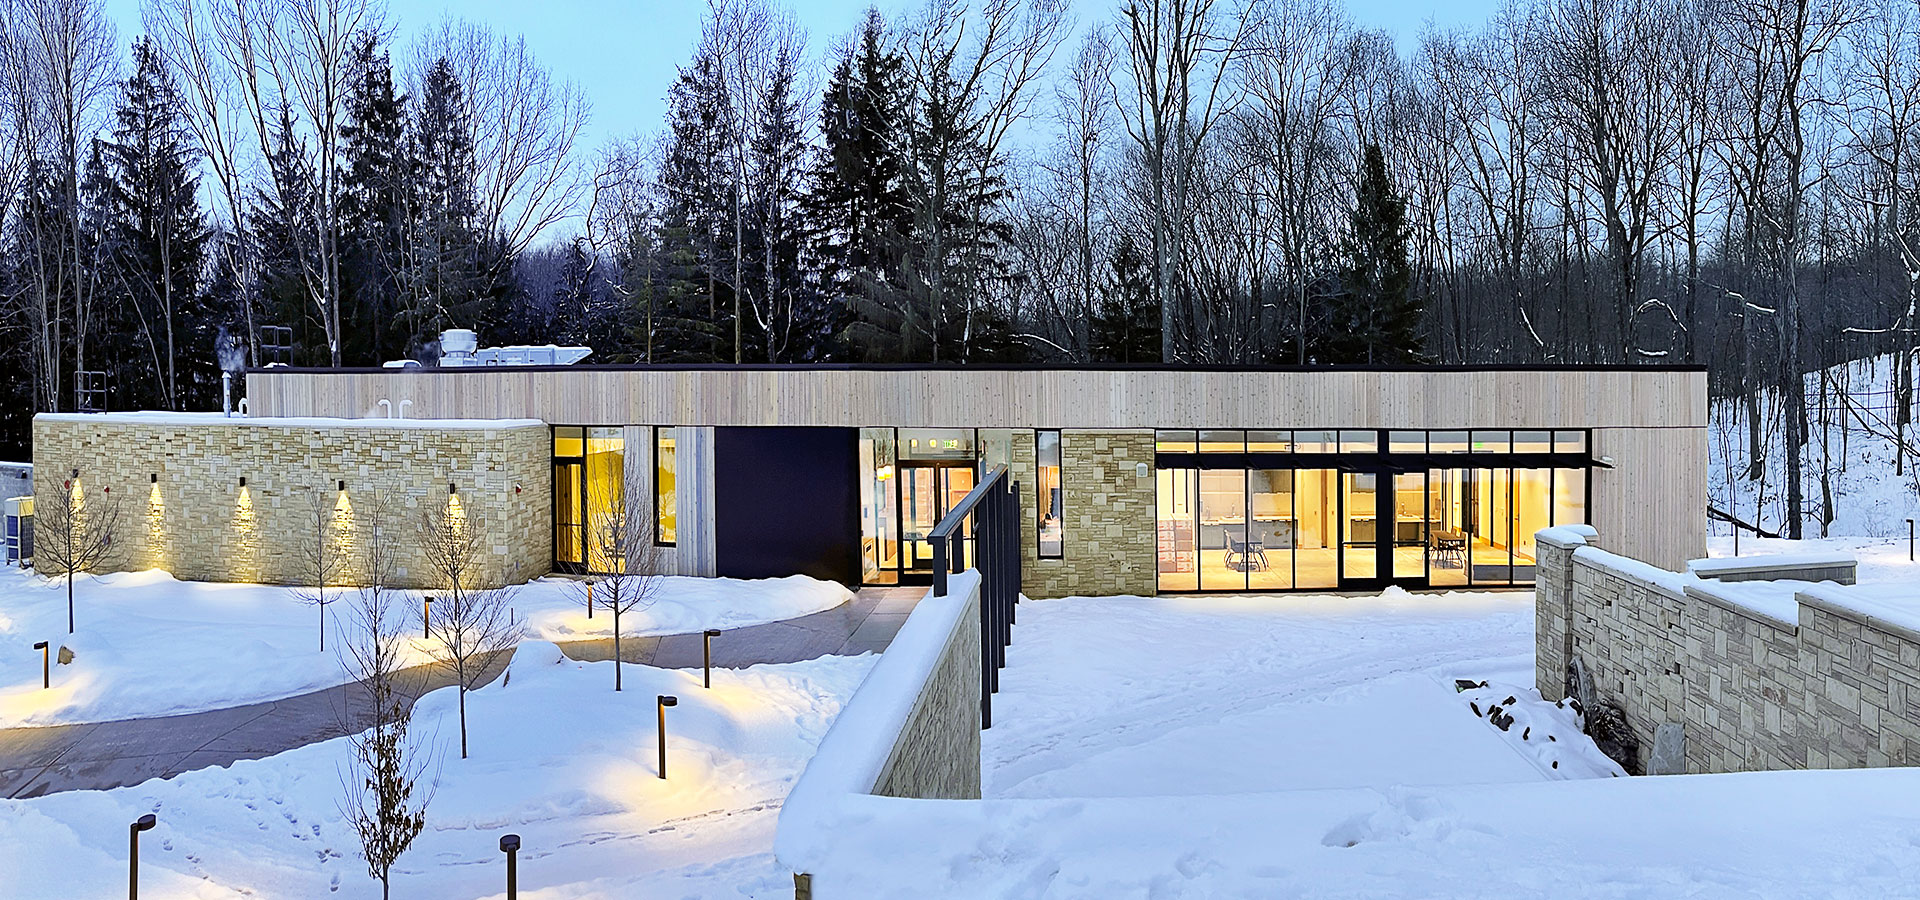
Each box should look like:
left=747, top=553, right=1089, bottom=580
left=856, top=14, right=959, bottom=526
left=449, top=482, right=457, bottom=495
left=338, top=480, right=346, bottom=492
left=149, top=473, right=158, bottom=484
left=238, top=477, right=247, bottom=488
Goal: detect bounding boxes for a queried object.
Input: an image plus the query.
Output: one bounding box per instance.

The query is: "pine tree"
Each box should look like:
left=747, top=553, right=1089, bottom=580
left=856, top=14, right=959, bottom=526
left=806, top=9, right=912, bottom=360
left=657, top=45, right=736, bottom=362
left=742, top=42, right=813, bottom=362
left=1090, top=233, right=1162, bottom=363
left=1320, top=143, right=1424, bottom=364
left=252, top=108, right=324, bottom=365
left=95, top=37, right=211, bottom=411
left=339, top=31, right=412, bottom=362
left=412, top=57, right=496, bottom=346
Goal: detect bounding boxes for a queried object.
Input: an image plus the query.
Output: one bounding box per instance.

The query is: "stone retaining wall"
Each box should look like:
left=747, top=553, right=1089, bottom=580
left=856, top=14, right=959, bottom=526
left=31, top=414, right=551, bottom=590
left=1537, top=528, right=1920, bottom=774
left=776, top=573, right=984, bottom=897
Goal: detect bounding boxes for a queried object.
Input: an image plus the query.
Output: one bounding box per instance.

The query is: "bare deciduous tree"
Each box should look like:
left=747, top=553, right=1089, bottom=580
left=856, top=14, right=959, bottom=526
left=35, top=467, right=121, bottom=634
left=290, top=481, right=350, bottom=652
left=415, top=498, right=520, bottom=759
left=338, top=490, right=433, bottom=900
left=570, top=476, right=663, bottom=692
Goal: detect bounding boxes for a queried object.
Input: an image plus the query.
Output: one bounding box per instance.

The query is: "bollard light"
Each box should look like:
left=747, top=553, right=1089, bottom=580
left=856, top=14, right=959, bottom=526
left=129, top=814, right=157, bottom=900
left=1909, top=519, right=1915, bottom=563
left=32, top=641, right=48, bottom=689
left=585, top=580, right=593, bottom=619
left=657, top=695, right=678, bottom=779
left=703, top=629, right=721, bottom=688
left=499, top=833, right=521, bottom=900
left=423, top=596, right=433, bottom=639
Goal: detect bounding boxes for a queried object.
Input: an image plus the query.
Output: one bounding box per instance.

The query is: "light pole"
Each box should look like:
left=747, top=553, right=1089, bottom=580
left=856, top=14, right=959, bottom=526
left=32, top=641, right=48, bottom=689
left=499, top=833, right=521, bottom=899
left=129, top=814, right=156, bottom=900
left=657, top=695, right=678, bottom=779
left=703, top=629, right=720, bottom=688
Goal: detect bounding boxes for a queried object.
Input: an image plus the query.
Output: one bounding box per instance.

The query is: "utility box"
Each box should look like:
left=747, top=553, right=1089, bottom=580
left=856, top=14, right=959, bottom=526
left=4, top=496, right=31, bottom=567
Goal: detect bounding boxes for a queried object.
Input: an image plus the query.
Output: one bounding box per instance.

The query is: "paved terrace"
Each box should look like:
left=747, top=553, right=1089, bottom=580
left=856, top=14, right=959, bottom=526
left=0, top=587, right=923, bottom=798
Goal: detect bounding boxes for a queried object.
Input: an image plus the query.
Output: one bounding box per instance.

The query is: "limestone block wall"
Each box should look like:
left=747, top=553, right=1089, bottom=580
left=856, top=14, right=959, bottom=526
left=31, top=414, right=551, bottom=590
left=1016, top=429, right=1157, bottom=599
left=1537, top=527, right=1920, bottom=774
left=873, top=581, right=983, bottom=799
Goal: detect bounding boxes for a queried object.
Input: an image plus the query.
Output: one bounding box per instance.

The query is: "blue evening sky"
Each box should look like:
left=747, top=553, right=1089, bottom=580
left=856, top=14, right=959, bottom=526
left=99, top=0, right=1497, bottom=154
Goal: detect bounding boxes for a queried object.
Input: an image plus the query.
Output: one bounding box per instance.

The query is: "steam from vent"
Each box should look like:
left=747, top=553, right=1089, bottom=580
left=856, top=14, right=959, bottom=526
left=216, top=327, right=247, bottom=373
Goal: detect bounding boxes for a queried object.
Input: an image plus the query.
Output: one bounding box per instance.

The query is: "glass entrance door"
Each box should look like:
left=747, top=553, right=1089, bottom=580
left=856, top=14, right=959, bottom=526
left=553, top=459, right=584, bottom=571
left=1340, top=471, right=1382, bottom=583
left=900, top=463, right=974, bottom=576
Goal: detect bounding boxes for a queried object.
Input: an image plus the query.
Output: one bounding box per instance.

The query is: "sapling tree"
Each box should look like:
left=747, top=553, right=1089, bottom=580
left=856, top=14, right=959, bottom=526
left=338, top=491, right=434, bottom=900
left=570, top=477, right=663, bottom=691
left=415, top=497, right=522, bottom=759
left=291, top=482, right=352, bottom=652
left=36, top=468, right=124, bottom=634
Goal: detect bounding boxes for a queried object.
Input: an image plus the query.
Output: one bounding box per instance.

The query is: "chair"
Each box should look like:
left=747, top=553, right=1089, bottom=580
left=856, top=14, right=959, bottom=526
left=1227, top=534, right=1269, bottom=572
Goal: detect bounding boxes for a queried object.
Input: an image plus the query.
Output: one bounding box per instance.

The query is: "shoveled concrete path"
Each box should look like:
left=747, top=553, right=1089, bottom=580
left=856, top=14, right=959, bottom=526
left=0, top=587, right=924, bottom=799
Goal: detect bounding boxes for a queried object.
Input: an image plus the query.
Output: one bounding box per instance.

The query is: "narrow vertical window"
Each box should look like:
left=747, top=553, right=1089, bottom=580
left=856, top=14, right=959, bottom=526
left=1037, top=430, right=1062, bottom=558
left=655, top=427, right=678, bottom=546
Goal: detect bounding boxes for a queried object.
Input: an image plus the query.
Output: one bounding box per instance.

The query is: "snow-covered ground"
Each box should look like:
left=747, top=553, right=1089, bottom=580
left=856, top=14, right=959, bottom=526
left=0, top=567, right=851, bottom=728
left=0, top=643, right=876, bottom=898
left=797, top=585, right=1920, bottom=897
left=1704, top=533, right=1916, bottom=584
left=1711, top=353, right=1920, bottom=538
left=984, top=589, right=1610, bottom=800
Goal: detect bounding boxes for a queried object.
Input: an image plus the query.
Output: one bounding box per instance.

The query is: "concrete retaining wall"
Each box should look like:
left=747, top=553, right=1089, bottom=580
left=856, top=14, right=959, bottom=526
left=31, top=413, right=551, bottom=590
left=1537, top=528, right=1920, bottom=773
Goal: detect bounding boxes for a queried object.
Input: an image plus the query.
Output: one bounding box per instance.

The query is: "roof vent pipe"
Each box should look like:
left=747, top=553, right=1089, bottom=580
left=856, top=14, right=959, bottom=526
left=439, top=329, right=479, bottom=367
left=222, top=372, right=232, bottom=417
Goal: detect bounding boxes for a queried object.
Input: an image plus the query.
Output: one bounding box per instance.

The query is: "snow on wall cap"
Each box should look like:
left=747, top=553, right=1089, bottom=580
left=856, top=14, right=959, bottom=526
left=1683, top=581, right=1800, bottom=630
left=1537, top=524, right=1599, bottom=547
left=1688, top=552, right=1857, bottom=575
left=1572, top=544, right=1695, bottom=596
left=1795, top=582, right=1920, bottom=644
left=35, top=411, right=546, bottom=430
left=775, top=570, right=981, bottom=871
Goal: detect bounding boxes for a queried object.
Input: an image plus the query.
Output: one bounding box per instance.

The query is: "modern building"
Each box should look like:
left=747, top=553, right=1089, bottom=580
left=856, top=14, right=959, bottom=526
left=30, top=364, right=1705, bottom=597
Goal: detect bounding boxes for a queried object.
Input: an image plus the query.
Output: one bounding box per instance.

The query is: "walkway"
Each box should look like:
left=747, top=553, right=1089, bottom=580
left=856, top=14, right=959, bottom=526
left=0, top=587, right=924, bottom=799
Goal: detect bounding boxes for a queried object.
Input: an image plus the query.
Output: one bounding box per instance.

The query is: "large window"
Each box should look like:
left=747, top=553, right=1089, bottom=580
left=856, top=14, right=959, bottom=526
left=552, top=426, right=625, bottom=573
left=1153, top=428, right=1590, bottom=591
left=1037, top=429, right=1062, bottom=558
left=655, top=427, right=677, bottom=546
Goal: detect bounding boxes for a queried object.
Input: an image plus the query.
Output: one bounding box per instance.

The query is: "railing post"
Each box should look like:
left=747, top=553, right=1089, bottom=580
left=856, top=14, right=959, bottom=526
left=933, top=535, right=948, bottom=598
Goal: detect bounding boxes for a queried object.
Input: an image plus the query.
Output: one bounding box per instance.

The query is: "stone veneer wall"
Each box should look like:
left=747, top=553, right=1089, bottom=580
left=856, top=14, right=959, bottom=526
left=31, top=415, right=551, bottom=590
left=1537, top=528, right=1920, bottom=773
left=872, top=581, right=983, bottom=799
left=1014, top=429, right=1157, bottom=599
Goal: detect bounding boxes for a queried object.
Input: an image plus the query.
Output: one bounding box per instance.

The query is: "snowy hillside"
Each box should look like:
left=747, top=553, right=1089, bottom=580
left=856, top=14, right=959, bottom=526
left=1710, top=353, right=1920, bottom=539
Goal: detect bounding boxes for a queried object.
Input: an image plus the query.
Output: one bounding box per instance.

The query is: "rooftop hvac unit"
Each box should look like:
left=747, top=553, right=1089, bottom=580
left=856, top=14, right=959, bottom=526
left=4, top=496, right=31, bottom=568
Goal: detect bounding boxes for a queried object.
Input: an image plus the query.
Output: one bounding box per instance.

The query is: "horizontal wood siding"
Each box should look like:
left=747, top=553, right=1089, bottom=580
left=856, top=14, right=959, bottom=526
left=248, top=368, right=1705, bottom=430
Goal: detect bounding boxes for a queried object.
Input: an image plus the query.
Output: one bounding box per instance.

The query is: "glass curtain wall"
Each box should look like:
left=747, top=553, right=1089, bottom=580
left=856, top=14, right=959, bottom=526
left=655, top=429, right=678, bottom=545
left=1154, top=429, right=1589, bottom=592
left=859, top=428, right=899, bottom=584
left=553, top=427, right=584, bottom=569
left=583, top=429, right=624, bottom=571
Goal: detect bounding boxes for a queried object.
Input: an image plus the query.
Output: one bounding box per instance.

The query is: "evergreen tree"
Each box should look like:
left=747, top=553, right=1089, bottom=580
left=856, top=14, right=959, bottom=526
left=656, top=45, right=736, bottom=362
left=339, top=31, right=412, bottom=362
left=742, top=42, right=813, bottom=361
left=413, top=56, right=507, bottom=348
left=95, top=37, right=211, bottom=411
left=806, top=9, right=911, bottom=359
left=1090, top=233, right=1162, bottom=363
left=252, top=107, right=326, bottom=366
left=1320, top=143, right=1423, bottom=364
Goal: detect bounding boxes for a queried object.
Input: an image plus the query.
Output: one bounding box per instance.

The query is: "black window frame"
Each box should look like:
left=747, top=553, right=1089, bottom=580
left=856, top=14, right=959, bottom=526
left=654, top=425, right=678, bottom=548
left=1036, top=428, right=1064, bottom=559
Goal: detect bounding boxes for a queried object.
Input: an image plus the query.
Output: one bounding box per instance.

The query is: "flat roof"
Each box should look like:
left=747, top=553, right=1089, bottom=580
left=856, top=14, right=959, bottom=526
left=250, top=362, right=1711, bottom=375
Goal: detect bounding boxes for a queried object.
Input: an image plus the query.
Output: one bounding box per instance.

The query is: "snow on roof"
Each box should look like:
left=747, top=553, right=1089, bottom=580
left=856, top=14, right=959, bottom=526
left=36, top=411, right=545, bottom=430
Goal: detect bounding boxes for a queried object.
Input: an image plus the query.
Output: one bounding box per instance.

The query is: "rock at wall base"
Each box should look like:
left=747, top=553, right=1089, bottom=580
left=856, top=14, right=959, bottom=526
left=1649, top=722, right=1686, bottom=775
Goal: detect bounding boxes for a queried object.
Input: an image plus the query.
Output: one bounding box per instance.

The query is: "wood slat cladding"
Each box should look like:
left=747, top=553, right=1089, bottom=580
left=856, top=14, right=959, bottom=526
left=247, top=367, right=1706, bottom=430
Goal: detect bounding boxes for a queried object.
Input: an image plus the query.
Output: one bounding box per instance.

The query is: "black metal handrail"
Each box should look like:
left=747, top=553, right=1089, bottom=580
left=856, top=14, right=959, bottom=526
left=930, top=464, right=1020, bottom=729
